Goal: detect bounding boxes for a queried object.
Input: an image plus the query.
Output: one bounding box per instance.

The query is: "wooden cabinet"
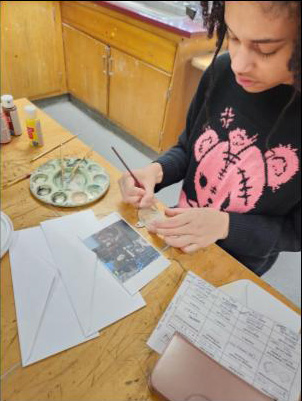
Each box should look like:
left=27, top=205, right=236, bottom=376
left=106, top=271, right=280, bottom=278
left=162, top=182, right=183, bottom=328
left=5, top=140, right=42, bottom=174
left=62, top=25, right=171, bottom=150
left=63, top=25, right=108, bottom=115
left=108, top=49, right=171, bottom=150
left=0, top=1, right=66, bottom=100
left=2, top=0, right=214, bottom=152
left=60, top=0, right=177, bottom=74
left=61, top=1, right=177, bottom=151
left=61, top=1, right=216, bottom=152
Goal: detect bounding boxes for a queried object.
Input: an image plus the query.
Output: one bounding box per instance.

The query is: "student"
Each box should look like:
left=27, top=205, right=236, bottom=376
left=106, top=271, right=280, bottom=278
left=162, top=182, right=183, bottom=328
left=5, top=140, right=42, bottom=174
left=118, top=1, right=301, bottom=276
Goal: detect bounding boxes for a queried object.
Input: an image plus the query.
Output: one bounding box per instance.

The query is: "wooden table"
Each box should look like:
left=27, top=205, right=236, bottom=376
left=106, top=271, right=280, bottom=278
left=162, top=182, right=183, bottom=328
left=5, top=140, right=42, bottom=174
left=1, top=99, right=300, bottom=401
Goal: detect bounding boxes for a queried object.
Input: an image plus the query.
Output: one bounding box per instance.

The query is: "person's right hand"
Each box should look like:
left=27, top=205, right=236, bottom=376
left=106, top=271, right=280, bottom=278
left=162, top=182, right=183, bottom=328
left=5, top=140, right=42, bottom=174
left=118, top=162, right=163, bottom=208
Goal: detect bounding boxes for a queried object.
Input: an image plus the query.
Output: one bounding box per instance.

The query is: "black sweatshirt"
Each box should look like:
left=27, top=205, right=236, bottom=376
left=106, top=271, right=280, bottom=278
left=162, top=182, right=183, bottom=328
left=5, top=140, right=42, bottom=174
left=155, top=52, right=301, bottom=276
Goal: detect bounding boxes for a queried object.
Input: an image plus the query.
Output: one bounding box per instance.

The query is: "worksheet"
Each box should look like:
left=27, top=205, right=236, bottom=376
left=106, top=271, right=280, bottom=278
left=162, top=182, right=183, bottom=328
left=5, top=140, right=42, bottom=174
left=147, top=272, right=301, bottom=401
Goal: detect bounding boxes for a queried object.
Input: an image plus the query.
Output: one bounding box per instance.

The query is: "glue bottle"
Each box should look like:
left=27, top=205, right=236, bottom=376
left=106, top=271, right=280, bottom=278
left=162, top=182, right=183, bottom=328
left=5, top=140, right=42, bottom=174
left=1, top=94, right=22, bottom=136
left=24, top=105, right=44, bottom=147
left=1, top=105, right=11, bottom=144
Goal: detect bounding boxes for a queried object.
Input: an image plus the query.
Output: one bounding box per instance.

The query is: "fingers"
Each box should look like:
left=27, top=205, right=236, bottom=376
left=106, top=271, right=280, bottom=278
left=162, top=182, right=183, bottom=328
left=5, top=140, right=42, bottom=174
left=181, top=243, right=200, bottom=253
left=118, top=173, right=144, bottom=206
left=131, top=195, right=147, bottom=208
left=139, top=185, right=156, bottom=208
left=155, top=225, right=190, bottom=237
left=120, top=184, right=145, bottom=205
left=161, top=234, right=207, bottom=253
left=118, top=169, right=157, bottom=207
left=164, top=208, right=186, bottom=217
left=163, top=235, right=195, bottom=248
left=147, top=208, right=190, bottom=235
left=153, top=213, right=189, bottom=230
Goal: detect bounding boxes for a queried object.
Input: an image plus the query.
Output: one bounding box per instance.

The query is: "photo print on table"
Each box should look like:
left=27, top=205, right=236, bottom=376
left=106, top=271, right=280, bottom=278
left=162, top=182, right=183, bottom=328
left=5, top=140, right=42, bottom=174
left=82, top=213, right=170, bottom=295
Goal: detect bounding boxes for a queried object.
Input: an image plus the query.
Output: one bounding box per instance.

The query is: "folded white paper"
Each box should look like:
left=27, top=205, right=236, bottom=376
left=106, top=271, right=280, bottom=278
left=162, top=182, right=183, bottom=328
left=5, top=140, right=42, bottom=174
left=41, top=211, right=146, bottom=336
left=9, top=227, right=98, bottom=367
left=220, top=279, right=301, bottom=333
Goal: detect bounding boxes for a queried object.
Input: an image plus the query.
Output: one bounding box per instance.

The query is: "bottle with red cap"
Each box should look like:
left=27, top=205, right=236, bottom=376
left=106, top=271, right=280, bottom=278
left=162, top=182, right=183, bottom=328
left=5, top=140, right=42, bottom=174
left=1, top=94, right=22, bottom=136
left=1, top=104, right=11, bottom=144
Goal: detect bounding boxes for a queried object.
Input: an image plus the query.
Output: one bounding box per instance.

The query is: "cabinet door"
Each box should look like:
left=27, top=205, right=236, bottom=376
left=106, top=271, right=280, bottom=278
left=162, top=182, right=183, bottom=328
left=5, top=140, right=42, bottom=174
left=1, top=1, right=66, bottom=99
left=63, top=25, right=108, bottom=115
left=109, top=48, right=171, bottom=151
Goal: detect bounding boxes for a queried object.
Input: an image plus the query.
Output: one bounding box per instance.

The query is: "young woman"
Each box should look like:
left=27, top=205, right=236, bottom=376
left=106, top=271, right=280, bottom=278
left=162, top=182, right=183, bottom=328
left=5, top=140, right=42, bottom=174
left=118, top=1, right=301, bottom=276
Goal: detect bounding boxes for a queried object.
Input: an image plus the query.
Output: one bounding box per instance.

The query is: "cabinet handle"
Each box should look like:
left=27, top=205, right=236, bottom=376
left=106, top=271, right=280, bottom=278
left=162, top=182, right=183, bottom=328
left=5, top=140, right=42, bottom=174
left=102, top=55, right=107, bottom=74
left=108, top=57, right=114, bottom=76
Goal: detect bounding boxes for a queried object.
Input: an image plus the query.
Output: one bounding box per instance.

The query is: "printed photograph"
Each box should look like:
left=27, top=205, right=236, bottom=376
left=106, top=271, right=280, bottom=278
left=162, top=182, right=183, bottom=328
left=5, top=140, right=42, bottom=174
left=83, top=219, right=160, bottom=284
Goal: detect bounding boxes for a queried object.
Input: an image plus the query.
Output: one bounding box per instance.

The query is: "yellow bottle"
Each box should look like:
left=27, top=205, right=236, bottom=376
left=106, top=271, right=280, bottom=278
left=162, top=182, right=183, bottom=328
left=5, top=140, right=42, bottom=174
left=24, top=105, right=44, bottom=147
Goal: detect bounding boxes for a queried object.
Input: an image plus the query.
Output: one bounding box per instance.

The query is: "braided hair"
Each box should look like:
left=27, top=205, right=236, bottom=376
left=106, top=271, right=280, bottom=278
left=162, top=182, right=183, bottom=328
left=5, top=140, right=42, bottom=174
left=200, top=1, right=301, bottom=147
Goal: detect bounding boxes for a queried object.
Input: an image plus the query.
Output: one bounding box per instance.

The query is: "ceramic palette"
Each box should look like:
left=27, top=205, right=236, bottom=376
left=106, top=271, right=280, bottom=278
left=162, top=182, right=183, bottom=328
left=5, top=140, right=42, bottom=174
left=0, top=212, right=14, bottom=258
left=30, top=158, right=110, bottom=207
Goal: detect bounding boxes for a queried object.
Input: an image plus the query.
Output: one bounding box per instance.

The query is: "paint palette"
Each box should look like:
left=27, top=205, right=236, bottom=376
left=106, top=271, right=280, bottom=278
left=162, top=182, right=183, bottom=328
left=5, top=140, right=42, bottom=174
left=1, top=212, right=14, bottom=258
left=30, top=158, right=110, bottom=207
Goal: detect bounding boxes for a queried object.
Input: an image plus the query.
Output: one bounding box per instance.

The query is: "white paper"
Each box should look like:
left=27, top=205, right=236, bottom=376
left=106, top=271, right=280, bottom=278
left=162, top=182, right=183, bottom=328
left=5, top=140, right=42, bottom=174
left=41, top=211, right=98, bottom=336
left=147, top=272, right=301, bottom=401
left=41, top=211, right=146, bottom=335
left=9, top=227, right=98, bottom=367
left=220, top=280, right=301, bottom=333
left=81, top=212, right=170, bottom=295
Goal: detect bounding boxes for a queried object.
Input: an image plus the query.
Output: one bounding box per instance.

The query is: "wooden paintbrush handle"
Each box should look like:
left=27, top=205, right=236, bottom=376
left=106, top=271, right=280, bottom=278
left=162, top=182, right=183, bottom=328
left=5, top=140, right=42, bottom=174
left=3, top=173, right=31, bottom=189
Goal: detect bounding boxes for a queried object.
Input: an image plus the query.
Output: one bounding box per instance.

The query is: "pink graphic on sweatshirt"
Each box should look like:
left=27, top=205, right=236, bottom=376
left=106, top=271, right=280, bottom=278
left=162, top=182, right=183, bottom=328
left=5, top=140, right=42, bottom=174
left=179, top=127, right=299, bottom=213
left=220, top=107, right=235, bottom=128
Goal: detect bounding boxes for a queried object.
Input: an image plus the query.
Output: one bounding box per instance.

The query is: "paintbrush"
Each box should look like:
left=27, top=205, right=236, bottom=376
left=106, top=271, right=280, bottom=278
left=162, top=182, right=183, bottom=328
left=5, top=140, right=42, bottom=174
left=30, top=135, right=78, bottom=162
left=67, top=148, right=93, bottom=184
left=111, top=146, right=144, bottom=189
left=2, top=172, right=31, bottom=189
left=60, top=142, right=65, bottom=188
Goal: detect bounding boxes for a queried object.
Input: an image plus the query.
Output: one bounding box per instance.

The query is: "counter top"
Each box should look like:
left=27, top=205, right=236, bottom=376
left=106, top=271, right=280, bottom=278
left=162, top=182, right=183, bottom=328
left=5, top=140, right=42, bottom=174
left=93, top=1, right=205, bottom=38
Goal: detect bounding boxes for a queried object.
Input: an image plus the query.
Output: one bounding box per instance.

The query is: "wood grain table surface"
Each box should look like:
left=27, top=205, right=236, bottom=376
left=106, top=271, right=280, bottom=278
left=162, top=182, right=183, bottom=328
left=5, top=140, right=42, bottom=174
left=1, top=99, right=300, bottom=401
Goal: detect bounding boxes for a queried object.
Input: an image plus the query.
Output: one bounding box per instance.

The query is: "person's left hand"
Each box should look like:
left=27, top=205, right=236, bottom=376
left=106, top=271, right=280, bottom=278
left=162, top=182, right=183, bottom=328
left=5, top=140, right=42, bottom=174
left=149, top=208, right=230, bottom=253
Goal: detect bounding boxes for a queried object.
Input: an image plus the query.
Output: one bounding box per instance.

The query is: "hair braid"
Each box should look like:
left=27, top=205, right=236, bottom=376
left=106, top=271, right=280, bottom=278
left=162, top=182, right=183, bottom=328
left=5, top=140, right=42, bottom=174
left=288, top=2, right=301, bottom=91
left=200, top=1, right=226, bottom=125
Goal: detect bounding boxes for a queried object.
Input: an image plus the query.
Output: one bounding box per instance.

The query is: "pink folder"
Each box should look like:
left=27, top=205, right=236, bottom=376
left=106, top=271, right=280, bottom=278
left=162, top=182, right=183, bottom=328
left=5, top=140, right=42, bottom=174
left=149, top=333, right=275, bottom=401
